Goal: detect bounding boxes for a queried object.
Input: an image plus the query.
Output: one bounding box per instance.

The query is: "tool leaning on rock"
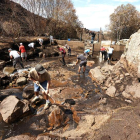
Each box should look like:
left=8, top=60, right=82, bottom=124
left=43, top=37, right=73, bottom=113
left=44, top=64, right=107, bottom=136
left=34, top=81, right=55, bottom=104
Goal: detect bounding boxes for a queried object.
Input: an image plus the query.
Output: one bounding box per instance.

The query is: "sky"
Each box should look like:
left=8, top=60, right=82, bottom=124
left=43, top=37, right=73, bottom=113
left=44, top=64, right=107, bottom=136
left=72, top=0, right=140, bottom=31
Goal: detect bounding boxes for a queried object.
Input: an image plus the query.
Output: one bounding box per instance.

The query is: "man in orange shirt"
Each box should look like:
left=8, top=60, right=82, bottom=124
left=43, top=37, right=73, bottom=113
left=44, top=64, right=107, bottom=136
left=19, top=43, right=27, bottom=61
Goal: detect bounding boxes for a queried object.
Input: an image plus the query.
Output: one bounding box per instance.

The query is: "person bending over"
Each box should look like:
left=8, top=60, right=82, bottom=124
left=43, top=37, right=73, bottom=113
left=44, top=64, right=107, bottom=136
left=29, top=64, right=51, bottom=110
left=76, top=53, right=87, bottom=74
left=8, top=48, right=24, bottom=69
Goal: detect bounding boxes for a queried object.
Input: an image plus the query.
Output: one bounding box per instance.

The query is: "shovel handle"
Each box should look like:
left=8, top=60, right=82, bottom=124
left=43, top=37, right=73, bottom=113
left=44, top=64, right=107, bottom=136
left=34, top=81, right=55, bottom=103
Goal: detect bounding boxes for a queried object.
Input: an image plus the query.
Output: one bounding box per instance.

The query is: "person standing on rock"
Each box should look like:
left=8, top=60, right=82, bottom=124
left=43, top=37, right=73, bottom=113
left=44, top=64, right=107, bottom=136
left=19, top=43, right=27, bottom=62
left=29, top=64, right=51, bottom=110
left=76, top=53, right=87, bottom=74
left=57, top=46, right=66, bottom=66
left=8, top=48, right=24, bottom=69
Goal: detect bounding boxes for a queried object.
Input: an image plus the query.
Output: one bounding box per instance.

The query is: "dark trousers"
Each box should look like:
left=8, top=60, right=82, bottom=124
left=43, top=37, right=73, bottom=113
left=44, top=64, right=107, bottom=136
left=13, top=57, right=24, bottom=68
left=62, top=53, right=66, bottom=65
left=68, top=49, right=71, bottom=56
left=101, top=51, right=105, bottom=58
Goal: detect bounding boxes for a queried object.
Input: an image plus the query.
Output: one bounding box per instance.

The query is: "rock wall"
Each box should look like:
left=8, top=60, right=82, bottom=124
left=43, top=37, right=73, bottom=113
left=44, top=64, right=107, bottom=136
left=125, top=29, right=140, bottom=69
left=90, top=29, right=140, bottom=100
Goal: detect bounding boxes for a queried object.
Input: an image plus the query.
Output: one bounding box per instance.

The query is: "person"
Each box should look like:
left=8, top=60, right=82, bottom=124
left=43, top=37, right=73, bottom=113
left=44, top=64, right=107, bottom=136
left=57, top=46, right=66, bottom=66
left=37, top=38, right=43, bottom=46
left=19, top=43, right=27, bottom=61
left=50, top=35, right=53, bottom=45
left=29, top=64, right=51, bottom=110
left=107, top=46, right=114, bottom=64
left=92, top=44, right=94, bottom=57
left=100, top=46, right=106, bottom=59
left=84, top=49, right=91, bottom=57
left=90, top=31, right=96, bottom=44
left=65, top=44, right=71, bottom=56
left=28, top=42, right=35, bottom=58
left=76, top=53, right=87, bottom=74
left=28, top=42, right=35, bottom=50
left=8, top=48, right=24, bottom=68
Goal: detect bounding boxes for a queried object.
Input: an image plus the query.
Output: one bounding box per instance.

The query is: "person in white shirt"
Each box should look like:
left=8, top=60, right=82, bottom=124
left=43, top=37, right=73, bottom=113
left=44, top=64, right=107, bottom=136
left=8, top=48, right=24, bottom=68
left=50, top=35, right=53, bottom=45
left=37, top=38, right=43, bottom=46
left=28, top=42, right=35, bottom=49
left=107, top=46, right=114, bottom=63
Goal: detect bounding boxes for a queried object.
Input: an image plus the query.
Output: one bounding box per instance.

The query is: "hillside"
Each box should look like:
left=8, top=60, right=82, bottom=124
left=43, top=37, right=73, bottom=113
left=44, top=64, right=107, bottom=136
left=0, top=0, right=47, bottom=37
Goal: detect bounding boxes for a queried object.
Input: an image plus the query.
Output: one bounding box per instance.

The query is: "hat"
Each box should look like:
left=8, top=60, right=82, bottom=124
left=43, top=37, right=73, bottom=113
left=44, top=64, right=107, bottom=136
left=35, top=64, right=46, bottom=74
left=20, top=43, right=23, bottom=45
left=8, top=48, right=12, bottom=51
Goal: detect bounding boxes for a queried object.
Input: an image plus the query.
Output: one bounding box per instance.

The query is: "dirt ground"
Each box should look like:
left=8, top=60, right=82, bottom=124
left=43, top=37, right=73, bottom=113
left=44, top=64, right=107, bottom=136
left=1, top=49, right=140, bottom=140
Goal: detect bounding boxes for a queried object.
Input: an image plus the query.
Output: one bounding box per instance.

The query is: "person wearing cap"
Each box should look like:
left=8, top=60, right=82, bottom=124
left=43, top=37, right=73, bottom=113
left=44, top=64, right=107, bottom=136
left=19, top=43, right=27, bottom=61
left=57, top=46, right=66, bottom=66
left=37, top=38, right=43, bottom=46
left=8, top=48, right=24, bottom=68
left=29, top=64, right=51, bottom=110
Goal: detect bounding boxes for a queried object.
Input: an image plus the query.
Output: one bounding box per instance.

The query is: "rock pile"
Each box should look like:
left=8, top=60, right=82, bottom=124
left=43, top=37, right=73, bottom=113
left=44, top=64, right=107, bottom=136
left=90, top=29, right=140, bottom=100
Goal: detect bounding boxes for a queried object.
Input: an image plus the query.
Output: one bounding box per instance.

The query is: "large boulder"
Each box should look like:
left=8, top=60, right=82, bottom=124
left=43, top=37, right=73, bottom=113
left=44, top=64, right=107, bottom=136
left=48, top=105, right=66, bottom=129
left=3, top=67, right=16, bottom=75
left=0, top=96, right=31, bottom=123
left=16, top=77, right=27, bottom=86
left=89, top=67, right=106, bottom=84
left=5, top=104, right=75, bottom=135
left=125, top=29, right=140, bottom=77
left=22, top=85, right=34, bottom=99
left=0, top=88, right=22, bottom=101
